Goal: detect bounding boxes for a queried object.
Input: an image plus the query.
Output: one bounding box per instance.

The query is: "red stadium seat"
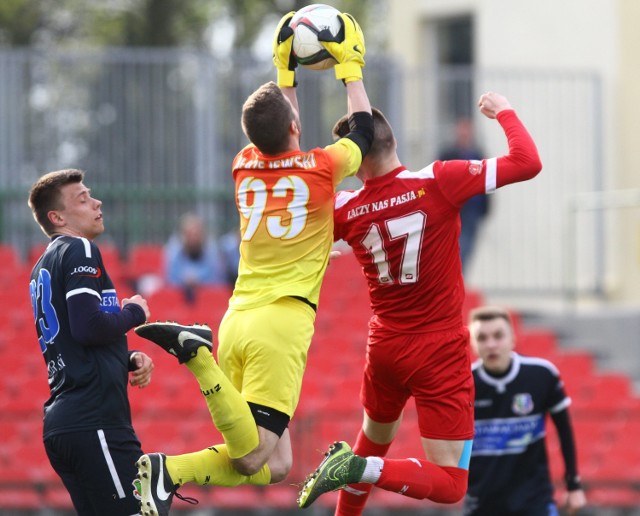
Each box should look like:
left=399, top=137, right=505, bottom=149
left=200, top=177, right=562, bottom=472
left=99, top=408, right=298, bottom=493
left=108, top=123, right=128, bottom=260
left=98, top=242, right=126, bottom=285
left=0, top=244, right=28, bottom=289
left=613, top=418, right=640, bottom=438
left=135, top=419, right=187, bottom=455
left=146, top=286, right=192, bottom=321
left=263, top=484, right=298, bottom=508
left=553, top=351, right=594, bottom=378
left=462, top=289, right=485, bottom=321
left=588, top=445, right=640, bottom=484
left=572, top=422, right=613, bottom=479
left=0, top=442, right=56, bottom=485
left=193, top=285, right=232, bottom=327
left=27, top=243, right=48, bottom=267
left=507, top=310, right=524, bottom=338
left=579, top=373, right=634, bottom=415
left=43, top=483, right=73, bottom=509
left=368, top=487, right=441, bottom=509
left=0, top=419, right=42, bottom=454
left=587, top=486, right=640, bottom=507
left=129, top=371, right=203, bottom=418
left=518, top=328, right=558, bottom=358
left=208, top=485, right=261, bottom=508
left=0, top=487, right=42, bottom=509
left=0, top=243, right=21, bottom=268
left=0, top=344, right=46, bottom=378
left=552, top=351, right=597, bottom=402
left=314, top=490, right=340, bottom=509
left=0, top=282, right=33, bottom=323
left=0, top=376, right=49, bottom=416
left=126, top=244, right=164, bottom=282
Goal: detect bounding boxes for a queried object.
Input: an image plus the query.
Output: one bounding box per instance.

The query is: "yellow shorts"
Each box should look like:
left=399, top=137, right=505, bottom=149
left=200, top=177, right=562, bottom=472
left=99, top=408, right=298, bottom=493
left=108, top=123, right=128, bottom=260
left=217, top=296, right=316, bottom=418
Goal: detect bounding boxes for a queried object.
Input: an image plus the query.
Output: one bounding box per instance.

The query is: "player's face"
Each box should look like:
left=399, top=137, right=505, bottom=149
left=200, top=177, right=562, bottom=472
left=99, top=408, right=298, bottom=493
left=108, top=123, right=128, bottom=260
left=470, top=317, right=514, bottom=374
left=54, top=182, right=104, bottom=239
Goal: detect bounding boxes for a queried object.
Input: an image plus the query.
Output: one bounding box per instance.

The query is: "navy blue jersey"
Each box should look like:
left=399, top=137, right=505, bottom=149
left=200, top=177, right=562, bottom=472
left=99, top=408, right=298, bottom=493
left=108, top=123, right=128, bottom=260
left=465, top=353, right=570, bottom=516
left=30, top=236, right=133, bottom=439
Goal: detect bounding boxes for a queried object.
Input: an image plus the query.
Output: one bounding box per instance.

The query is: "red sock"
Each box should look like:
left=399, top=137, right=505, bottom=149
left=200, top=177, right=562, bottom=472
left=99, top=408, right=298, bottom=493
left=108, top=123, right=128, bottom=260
left=376, top=459, right=468, bottom=504
left=335, top=430, right=391, bottom=516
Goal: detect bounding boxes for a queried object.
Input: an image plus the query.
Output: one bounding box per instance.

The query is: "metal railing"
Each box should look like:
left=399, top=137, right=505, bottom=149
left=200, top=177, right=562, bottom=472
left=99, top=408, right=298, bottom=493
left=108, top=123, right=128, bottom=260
left=565, top=189, right=640, bottom=301
left=0, top=49, right=605, bottom=300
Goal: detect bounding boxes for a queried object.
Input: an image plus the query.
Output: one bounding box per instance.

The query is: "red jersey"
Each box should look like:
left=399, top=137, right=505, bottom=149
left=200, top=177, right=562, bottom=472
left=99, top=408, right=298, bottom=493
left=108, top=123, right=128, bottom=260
left=333, top=110, right=541, bottom=333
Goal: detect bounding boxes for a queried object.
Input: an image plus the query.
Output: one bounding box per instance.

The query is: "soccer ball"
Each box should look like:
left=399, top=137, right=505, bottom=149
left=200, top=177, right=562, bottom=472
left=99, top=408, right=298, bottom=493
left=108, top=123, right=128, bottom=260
left=290, top=4, right=342, bottom=70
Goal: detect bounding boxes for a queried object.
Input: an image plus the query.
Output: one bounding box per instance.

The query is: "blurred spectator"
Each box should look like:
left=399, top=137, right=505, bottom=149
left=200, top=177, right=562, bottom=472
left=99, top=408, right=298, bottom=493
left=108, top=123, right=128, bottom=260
left=439, top=117, right=491, bottom=273
left=218, top=228, right=241, bottom=287
left=164, top=213, right=231, bottom=302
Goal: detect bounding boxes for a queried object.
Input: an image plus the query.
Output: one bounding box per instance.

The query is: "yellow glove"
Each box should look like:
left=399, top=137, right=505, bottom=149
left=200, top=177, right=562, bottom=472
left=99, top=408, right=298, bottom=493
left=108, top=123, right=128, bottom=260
left=318, top=13, right=366, bottom=83
left=272, top=11, right=297, bottom=88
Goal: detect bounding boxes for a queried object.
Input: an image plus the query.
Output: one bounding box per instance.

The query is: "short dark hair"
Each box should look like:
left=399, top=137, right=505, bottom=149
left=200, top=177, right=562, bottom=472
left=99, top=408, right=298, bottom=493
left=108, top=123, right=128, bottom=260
left=28, top=169, right=84, bottom=236
left=469, top=306, right=513, bottom=327
left=332, top=107, right=395, bottom=160
left=241, top=82, right=294, bottom=155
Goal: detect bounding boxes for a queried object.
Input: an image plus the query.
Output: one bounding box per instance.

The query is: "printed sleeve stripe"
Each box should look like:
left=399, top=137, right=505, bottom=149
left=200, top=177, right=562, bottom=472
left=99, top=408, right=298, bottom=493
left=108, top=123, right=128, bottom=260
left=328, top=138, right=363, bottom=182
left=335, top=189, right=363, bottom=209
left=550, top=397, right=572, bottom=413
left=518, top=354, right=560, bottom=376
left=97, top=429, right=126, bottom=499
left=78, top=237, right=92, bottom=258
left=399, top=164, right=434, bottom=179
left=66, top=287, right=101, bottom=300
left=485, top=158, right=497, bottom=193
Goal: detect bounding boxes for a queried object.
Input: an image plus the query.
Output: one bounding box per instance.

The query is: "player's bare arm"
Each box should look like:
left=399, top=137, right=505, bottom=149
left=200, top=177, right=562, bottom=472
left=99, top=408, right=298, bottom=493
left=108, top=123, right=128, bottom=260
left=346, top=80, right=371, bottom=116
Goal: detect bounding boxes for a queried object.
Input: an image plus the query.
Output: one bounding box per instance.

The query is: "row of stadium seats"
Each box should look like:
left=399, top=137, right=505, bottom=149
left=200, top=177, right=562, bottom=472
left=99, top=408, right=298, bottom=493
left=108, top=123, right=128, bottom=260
left=3, top=244, right=640, bottom=510
left=0, top=242, right=167, bottom=296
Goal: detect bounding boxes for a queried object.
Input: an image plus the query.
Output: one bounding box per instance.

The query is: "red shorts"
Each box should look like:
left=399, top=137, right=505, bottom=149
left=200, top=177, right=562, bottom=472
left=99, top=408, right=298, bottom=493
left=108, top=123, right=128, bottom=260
left=361, top=326, right=474, bottom=440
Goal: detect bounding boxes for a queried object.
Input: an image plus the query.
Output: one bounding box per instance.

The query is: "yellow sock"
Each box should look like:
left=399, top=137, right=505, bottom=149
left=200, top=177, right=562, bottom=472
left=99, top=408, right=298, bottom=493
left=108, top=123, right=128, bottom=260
left=185, top=347, right=259, bottom=458
left=165, top=445, right=271, bottom=487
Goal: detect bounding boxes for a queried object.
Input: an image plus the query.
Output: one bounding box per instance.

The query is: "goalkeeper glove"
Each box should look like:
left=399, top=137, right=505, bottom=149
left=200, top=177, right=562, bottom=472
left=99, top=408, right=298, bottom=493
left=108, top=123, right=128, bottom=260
left=272, top=11, right=297, bottom=88
left=318, top=13, right=366, bottom=83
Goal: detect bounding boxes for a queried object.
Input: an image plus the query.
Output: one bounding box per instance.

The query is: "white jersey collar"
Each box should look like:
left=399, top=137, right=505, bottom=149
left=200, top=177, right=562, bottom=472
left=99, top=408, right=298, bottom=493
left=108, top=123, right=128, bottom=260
left=478, top=352, right=520, bottom=394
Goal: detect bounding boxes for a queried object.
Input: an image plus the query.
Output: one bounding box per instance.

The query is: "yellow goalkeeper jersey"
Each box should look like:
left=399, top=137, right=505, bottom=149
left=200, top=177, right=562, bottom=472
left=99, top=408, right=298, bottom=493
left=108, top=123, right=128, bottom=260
left=229, top=138, right=362, bottom=310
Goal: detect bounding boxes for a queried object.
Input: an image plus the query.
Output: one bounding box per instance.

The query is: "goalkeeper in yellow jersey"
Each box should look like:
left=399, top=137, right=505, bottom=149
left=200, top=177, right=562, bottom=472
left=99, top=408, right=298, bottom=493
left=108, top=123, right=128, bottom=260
left=132, top=10, right=374, bottom=516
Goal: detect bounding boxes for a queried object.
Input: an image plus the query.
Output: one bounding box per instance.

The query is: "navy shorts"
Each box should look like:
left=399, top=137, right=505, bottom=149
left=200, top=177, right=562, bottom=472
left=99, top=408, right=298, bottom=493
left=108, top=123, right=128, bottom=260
left=44, top=427, right=143, bottom=516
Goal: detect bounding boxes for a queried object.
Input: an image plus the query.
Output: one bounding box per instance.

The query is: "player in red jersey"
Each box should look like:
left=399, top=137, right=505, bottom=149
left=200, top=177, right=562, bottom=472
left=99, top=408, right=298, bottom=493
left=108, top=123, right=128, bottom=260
left=297, top=92, right=542, bottom=513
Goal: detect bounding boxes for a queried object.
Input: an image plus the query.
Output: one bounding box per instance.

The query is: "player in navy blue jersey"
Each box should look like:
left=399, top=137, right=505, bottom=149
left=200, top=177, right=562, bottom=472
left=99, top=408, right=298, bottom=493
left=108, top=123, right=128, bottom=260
left=28, top=169, right=154, bottom=515
left=466, top=306, right=587, bottom=516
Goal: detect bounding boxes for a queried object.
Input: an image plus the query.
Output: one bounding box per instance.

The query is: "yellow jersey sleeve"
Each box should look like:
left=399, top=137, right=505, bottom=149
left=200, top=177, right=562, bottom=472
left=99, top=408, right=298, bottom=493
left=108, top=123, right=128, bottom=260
left=324, top=137, right=363, bottom=186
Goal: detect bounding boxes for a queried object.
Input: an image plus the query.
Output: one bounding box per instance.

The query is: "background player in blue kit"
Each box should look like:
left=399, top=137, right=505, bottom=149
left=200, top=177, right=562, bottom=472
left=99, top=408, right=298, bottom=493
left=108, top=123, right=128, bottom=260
left=467, top=306, right=587, bottom=516
left=28, top=169, right=154, bottom=515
